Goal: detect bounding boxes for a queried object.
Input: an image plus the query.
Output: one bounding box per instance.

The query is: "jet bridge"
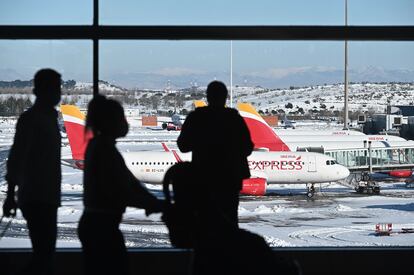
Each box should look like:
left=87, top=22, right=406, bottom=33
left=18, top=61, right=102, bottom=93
left=325, top=146, right=414, bottom=171
left=325, top=145, right=414, bottom=194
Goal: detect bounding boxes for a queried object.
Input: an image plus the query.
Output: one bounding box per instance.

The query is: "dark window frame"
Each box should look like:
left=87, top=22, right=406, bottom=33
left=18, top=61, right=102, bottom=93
left=0, top=3, right=413, bottom=250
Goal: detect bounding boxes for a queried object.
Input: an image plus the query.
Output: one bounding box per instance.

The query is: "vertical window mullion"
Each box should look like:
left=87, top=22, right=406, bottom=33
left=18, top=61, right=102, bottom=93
left=93, top=0, right=99, bottom=97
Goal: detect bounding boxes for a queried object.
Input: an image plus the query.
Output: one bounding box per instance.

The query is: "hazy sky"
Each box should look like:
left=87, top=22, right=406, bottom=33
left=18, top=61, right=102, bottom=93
left=0, top=0, right=413, bottom=87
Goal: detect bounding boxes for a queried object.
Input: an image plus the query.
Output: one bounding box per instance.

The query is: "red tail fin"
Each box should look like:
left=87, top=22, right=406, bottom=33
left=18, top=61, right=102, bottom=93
left=60, top=105, right=93, bottom=161
left=237, top=103, right=290, bottom=152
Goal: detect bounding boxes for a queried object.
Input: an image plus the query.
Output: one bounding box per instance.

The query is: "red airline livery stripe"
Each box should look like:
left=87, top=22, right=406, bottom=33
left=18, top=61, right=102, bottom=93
left=243, top=117, right=291, bottom=152
left=63, top=121, right=92, bottom=160
left=172, top=150, right=183, bottom=162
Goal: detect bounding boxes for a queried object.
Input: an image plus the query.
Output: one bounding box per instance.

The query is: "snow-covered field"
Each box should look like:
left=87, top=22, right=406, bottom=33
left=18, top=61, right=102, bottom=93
left=231, top=82, right=414, bottom=115
left=1, top=118, right=414, bottom=248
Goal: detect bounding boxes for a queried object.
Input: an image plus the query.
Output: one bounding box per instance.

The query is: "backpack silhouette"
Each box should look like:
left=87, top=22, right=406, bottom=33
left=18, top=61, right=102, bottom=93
left=162, top=162, right=198, bottom=248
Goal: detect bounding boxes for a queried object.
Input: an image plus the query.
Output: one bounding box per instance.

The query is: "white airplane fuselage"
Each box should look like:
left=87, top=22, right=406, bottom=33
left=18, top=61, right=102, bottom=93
left=275, top=134, right=405, bottom=143
left=271, top=140, right=414, bottom=152
left=123, top=151, right=350, bottom=184
left=273, top=129, right=366, bottom=136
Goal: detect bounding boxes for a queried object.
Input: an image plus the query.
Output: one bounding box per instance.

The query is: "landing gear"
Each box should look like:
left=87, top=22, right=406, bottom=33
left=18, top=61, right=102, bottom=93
left=307, top=184, right=315, bottom=198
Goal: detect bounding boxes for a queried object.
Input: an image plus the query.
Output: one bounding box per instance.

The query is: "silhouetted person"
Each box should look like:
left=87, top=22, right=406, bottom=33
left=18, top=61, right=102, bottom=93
left=2, top=69, right=62, bottom=275
left=177, top=81, right=253, bottom=226
left=162, top=163, right=300, bottom=275
left=77, top=95, right=164, bottom=275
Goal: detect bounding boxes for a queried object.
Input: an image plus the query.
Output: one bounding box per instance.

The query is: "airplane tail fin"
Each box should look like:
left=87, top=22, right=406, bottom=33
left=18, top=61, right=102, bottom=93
left=60, top=105, right=92, bottom=161
left=194, top=100, right=207, bottom=108
left=237, top=103, right=290, bottom=152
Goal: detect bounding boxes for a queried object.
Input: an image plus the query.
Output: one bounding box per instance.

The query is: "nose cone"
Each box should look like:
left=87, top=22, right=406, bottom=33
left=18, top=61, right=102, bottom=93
left=337, top=165, right=350, bottom=180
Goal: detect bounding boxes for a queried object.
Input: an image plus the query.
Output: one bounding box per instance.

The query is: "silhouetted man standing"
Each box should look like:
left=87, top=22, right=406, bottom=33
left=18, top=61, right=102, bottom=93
left=3, top=69, right=62, bottom=275
left=177, top=81, right=253, bottom=226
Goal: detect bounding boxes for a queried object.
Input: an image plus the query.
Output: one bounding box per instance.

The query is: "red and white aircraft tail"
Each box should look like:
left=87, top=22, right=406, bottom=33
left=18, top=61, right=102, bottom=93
left=60, top=105, right=92, bottom=162
left=237, top=103, right=291, bottom=152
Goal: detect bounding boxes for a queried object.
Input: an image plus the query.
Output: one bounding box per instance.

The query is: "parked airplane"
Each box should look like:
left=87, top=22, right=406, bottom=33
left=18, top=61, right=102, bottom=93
left=194, top=100, right=412, bottom=149
left=241, top=103, right=404, bottom=141
left=195, top=100, right=408, bottom=142
left=234, top=102, right=414, bottom=180
left=60, top=104, right=350, bottom=196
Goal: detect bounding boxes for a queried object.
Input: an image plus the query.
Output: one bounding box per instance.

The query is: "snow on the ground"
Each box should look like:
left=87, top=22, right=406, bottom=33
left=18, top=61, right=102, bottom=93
left=232, top=83, right=414, bottom=116
left=1, top=115, right=414, bottom=248
left=239, top=190, right=414, bottom=247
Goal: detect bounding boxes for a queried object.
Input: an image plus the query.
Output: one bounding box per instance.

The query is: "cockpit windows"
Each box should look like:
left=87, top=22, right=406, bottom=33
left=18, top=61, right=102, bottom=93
left=326, top=160, right=337, bottom=165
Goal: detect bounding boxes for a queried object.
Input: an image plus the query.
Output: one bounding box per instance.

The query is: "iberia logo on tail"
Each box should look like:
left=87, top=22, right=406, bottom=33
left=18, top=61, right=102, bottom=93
left=60, top=105, right=92, bottom=161
left=236, top=103, right=290, bottom=152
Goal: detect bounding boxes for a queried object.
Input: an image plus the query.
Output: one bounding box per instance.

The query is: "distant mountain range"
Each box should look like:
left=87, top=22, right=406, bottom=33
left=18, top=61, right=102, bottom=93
left=1, top=66, right=413, bottom=90
left=0, top=68, right=26, bottom=81
left=95, top=66, right=414, bottom=89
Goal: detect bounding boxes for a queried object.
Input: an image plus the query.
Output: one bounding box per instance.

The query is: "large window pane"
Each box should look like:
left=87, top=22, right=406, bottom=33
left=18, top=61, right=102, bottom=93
left=0, top=40, right=91, bottom=248
left=98, top=41, right=414, bottom=247
left=101, top=41, right=231, bottom=89
left=101, top=0, right=344, bottom=25
left=0, top=0, right=92, bottom=25
left=101, top=0, right=414, bottom=26
left=349, top=0, right=414, bottom=25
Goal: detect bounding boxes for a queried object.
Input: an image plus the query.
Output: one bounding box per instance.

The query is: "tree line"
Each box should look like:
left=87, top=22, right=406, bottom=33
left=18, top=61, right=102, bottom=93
left=0, top=97, right=32, bottom=116
left=0, top=79, right=77, bottom=89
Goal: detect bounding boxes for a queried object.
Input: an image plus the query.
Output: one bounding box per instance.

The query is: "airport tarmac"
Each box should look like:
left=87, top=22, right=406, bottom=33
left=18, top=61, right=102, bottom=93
left=1, top=122, right=414, bottom=248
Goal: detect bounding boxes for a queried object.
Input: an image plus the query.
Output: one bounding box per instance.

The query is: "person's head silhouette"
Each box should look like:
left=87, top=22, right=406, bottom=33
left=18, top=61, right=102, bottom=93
left=33, top=68, right=61, bottom=107
left=207, top=81, right=228, bottom=107
left=86, top=95, right=129, bottom=138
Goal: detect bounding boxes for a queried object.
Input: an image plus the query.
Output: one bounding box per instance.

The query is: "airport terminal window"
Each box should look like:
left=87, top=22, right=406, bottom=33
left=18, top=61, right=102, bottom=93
left=100, top=0, right=414, bottom=26
left=0, top=0, right=92, bottom=25
left=0, top=40, right=93, bottom=249
left=1, top=0, right=414, bottom=250
left=101, top=0, right=344, bottom=26
left=346, top=0, right=414, bottom=26
left=0, top=40, right=92, bottom=114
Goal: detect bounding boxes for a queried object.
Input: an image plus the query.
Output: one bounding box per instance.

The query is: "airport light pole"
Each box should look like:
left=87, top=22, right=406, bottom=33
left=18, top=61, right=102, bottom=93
left=343, top=0, right=349, bottom=130
left=93, top=0, right=99, bottom=97
left=230, top=40, right=233, bottom=108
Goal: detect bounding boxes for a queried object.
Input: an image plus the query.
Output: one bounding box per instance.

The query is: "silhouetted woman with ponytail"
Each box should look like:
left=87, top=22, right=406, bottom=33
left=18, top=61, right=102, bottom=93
left=78, top=95, right=163, bottom=275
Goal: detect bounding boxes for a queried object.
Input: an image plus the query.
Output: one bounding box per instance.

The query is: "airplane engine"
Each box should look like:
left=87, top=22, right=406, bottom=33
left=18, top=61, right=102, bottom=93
left=241, top=178, right=267, bottom=196
left=388, top=170, right=413, bottom=178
